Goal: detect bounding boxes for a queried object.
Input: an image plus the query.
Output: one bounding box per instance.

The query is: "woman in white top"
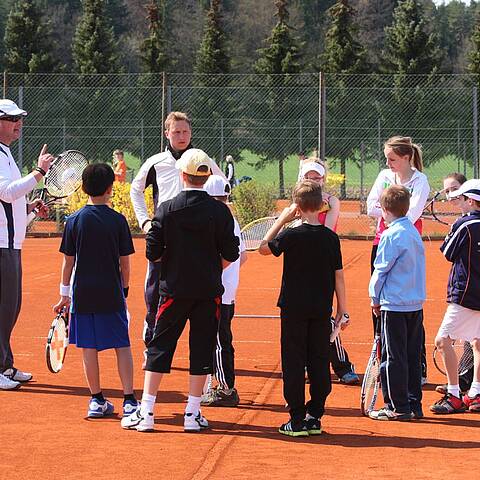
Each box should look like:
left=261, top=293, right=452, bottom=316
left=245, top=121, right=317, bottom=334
left=367, top=136, right=430, bottom=382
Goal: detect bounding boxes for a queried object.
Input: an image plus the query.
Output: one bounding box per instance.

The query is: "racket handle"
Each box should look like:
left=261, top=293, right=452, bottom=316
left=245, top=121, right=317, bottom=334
left=26, top=211, right=36, bottom=225
left=330, top=314, right=349, bottom=343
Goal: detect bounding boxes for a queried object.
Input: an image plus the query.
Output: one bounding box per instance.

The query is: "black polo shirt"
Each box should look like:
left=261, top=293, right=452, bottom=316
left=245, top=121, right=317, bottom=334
left=146, top=189, right=239, bottom=299
left=269, top=223, right=343, bottom=318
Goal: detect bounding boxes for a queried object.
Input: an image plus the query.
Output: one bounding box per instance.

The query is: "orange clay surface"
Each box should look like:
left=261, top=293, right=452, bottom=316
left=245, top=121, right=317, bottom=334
left=1, top=238, right=479, bottom=480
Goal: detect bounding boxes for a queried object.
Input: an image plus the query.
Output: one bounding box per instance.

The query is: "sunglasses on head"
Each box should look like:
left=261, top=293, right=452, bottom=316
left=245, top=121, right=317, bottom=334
left=0, top=115, right=23, bottom=122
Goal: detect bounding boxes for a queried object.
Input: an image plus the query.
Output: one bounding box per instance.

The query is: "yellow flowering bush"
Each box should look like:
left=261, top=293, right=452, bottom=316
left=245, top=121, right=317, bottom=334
left=65, top=182, right=154, bottom=233
left=326, top=173, right=345, bottom=190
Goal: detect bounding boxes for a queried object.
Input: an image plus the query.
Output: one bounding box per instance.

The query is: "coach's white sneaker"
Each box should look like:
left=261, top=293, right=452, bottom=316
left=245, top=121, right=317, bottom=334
left=0, top=373, right=21, bottom=390
left=184, top=411, right=209, bottom=432
left=2, top=368, right=32, bottom=383
left=121, top=409, right=154, bottom=432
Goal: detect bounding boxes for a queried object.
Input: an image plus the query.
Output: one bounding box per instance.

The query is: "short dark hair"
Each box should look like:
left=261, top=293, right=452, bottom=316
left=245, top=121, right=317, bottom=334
left=82, top=163, right=115, bottom=197
left=380, top=185, right=410, bottom=218
left=293, top=180, right=324, bottom=212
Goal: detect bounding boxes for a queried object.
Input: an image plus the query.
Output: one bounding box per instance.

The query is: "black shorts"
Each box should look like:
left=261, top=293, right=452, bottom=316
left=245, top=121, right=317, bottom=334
left=145, top=296, right=220, bottom=375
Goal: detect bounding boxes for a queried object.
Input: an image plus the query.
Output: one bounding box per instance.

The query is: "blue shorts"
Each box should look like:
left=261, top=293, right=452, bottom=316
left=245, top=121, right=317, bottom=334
left=69, top=310, right=130, bottom=351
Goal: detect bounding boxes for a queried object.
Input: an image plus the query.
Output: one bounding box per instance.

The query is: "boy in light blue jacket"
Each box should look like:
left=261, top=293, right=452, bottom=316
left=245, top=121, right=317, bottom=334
left=369, top=185, right=426, bottom=421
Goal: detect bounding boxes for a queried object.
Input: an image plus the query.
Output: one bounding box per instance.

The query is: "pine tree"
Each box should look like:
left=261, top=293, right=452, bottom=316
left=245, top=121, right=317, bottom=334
left=355, top=0, right=397, bottom=68
left=140, top=0, right=168, bottom=73
left=195, top=0, right=230, bottom=74
left=3, top=0, right=59, bottom=73
left=468, top=12, right=480, bottom=74
left=321, top=0, right=369, bottom=73
left=72, top=0, right=120, bottom=74
left=254, top=0, right=302, bottom=75
left=253, top=0, right=303, bottom=197
left=383, top=0, right=440, bottom=74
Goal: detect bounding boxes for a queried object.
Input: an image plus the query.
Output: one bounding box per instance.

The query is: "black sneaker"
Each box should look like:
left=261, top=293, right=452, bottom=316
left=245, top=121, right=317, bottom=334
left=278, top=420, right=308, bottom=437
left=305, top=417, right=322, bottom=435
left=205, top=387, right=240, bottom=407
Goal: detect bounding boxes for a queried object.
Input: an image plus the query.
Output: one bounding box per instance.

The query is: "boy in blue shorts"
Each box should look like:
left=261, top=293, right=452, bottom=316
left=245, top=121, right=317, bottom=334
left=259, top=180, right=349, bottom=437
left=369, top=185, right=426, bottom=421
left=53, top=163, right=137, bottom=418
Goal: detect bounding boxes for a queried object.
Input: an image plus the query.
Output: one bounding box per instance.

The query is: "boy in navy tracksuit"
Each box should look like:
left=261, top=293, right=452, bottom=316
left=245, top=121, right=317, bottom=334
left=369, top=185, right=426, bottom=421
left=430, top=179, right=480, bottom=414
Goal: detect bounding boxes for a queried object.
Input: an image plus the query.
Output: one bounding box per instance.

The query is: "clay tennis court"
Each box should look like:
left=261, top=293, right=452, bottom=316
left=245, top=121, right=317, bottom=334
left=1, top=237, right=479, bottom=480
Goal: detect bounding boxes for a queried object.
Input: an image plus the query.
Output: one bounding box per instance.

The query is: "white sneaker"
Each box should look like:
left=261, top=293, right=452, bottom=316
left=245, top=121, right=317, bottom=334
left=0, top=373, right=21, bottom=390
left=184, top=411, right=209, bottom=432
left=3, top=368, right=32, bottom=382
left=121, top=409, right=154, bottom=432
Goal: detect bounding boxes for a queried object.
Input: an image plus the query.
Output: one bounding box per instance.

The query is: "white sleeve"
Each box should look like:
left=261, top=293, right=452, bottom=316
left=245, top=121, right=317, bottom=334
left=211, top=158, right=228, bottom=181
left=407, top=175, right=430, bottom=224
left=234, top=218, right=245, bottom=253
left=367, top=171, right=385, bottom=218
left=130, top=160, right=152, bottom=228
left=0, top=165, right=38, bottom=203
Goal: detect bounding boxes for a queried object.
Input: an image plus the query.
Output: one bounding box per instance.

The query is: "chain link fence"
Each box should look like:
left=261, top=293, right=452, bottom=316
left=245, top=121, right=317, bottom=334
left=4, top=72, right=480, bottom=237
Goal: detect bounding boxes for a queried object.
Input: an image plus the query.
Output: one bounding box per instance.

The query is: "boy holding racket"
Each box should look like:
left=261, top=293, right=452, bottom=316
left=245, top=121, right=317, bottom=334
left=369, top=185, right=426, bottom=421
left=259, top=180, right=348, bottom=437
left=201, top=175, right=247, bottom=407
left=430, top=179, right=480, bottom=414
left=53, top=163, right=138, bottom=418
left=122, top=149, right=239, bottom=432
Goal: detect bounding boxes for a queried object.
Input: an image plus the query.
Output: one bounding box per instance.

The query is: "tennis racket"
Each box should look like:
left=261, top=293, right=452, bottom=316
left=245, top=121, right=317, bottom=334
left=422, top=190, right=459, bottom=226
left=433, top=340, right=474, bottom=377
left=360, top=333, right=381, bottom=416
left=27, top=150, right=89, bottom=224
left=46, top=307, right=70, bottom=373
left=240, top=216, right=302, bottom=251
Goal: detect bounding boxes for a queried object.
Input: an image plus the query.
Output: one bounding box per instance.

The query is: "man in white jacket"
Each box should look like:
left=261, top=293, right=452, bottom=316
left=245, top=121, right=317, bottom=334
left=0, top=99, right=53, bottom=390
left=130, top=111, right=225, bottom=344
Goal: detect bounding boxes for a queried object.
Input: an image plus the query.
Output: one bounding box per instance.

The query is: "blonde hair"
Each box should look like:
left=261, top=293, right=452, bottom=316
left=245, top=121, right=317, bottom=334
left=293, top=180, right=324, bottom=212
left=164, top=111, right=191, bottom=131
left=385, top=136, right=423, bottom=172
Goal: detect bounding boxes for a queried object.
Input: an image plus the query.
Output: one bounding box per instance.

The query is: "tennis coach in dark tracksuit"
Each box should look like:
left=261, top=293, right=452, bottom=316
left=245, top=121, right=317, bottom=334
left=122, top=148, right=239, bottom=433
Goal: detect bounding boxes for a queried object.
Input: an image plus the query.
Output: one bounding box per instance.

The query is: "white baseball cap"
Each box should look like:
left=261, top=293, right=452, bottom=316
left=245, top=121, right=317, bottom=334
left=448, top=179, right=480, bottom=202
left=176, top=148, right=213, bottom=176
left=300, top=161, right=325, bottom=178
left=0, top=99, right=27, bottom=117
left=204, top=175, right=231, bottom=196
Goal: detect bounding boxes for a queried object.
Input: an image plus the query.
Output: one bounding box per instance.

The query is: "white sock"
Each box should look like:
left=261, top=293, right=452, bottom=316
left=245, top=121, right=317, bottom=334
left=140, top=393, right=156, bottom=416
left=305, top=413, right=315, bottom=421
left=447, top=384, right=460, bottom=398
left=468, top=381, right=480, bottom=397
left=185, top=395, right=201, bottom=415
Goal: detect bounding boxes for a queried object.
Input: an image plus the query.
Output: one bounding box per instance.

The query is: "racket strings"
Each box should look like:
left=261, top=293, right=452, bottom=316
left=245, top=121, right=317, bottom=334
left=47, top=315, right=68, bottom=373
left=46, top=151, right=88, bottom=198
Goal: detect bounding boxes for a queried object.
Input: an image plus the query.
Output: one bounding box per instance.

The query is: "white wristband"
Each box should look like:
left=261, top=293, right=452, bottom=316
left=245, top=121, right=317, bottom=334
left=60, top=284, right=71, bottom=297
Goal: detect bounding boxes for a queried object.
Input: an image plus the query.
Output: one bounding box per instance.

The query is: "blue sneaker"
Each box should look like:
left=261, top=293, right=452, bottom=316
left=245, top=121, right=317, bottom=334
left=340, top=371, right=360, bottom=385
left=87, top=398, right=115, bottom=418
left=122, top=399, right=139, bottom=417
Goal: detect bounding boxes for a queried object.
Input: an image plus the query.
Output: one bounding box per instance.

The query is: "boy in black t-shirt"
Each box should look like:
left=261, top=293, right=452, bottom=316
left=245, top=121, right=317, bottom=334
left=53, top=163, right=137, bottom=418
left=259, top=180, right=349, bottom=437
